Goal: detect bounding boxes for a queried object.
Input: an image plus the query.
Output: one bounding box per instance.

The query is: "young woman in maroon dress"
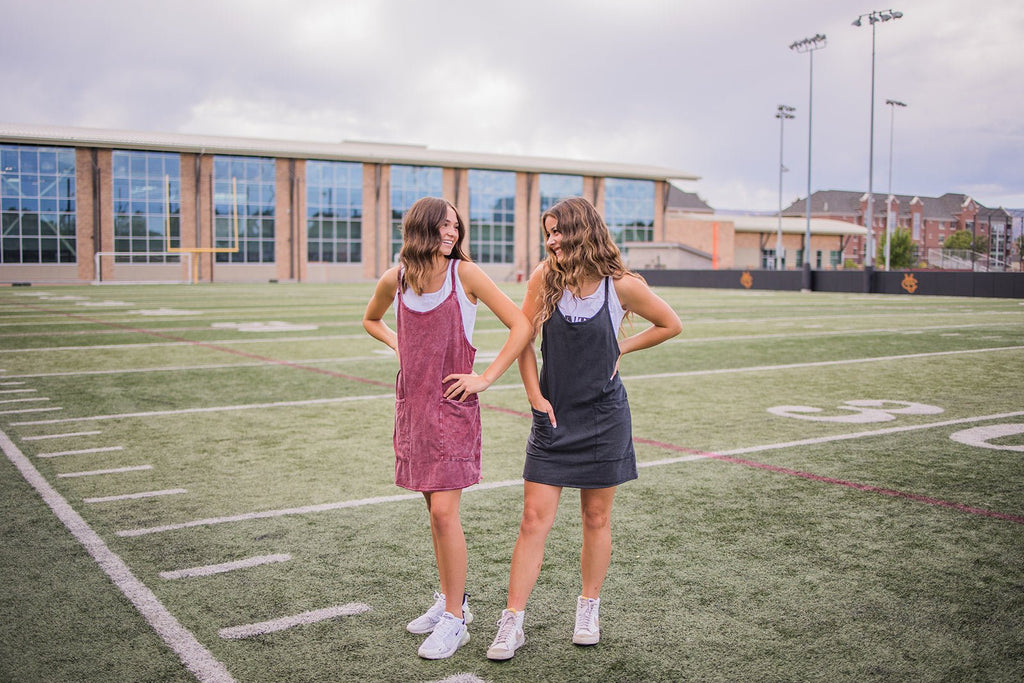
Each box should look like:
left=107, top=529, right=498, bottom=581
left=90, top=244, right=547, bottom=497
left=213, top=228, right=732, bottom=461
left=363, top=197, right=530, bottom=660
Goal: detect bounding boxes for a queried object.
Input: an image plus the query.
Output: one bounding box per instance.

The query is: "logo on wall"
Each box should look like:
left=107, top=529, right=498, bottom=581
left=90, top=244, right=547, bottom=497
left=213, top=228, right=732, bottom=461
left=901, top=273, right=919, bottom=294
left=740, top=271, right=753, bottom=289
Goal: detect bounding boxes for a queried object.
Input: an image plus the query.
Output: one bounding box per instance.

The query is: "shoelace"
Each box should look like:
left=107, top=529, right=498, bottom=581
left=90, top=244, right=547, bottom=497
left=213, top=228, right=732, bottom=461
left=575, top=600, right=597, bottom=632
left=494, top=612, right=519, bottom=646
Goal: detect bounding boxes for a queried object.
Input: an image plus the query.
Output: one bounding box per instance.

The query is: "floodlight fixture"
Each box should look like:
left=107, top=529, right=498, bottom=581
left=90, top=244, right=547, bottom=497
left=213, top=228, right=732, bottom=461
left=789, top=33, right=826, bottom=290
left=775, top=104, right=796, bottom=272
left=853, top=8, right=904, bottom=272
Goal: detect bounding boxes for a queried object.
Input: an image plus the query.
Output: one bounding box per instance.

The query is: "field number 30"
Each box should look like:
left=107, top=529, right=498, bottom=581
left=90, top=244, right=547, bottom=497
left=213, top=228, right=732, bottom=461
left=768, top=400, right=1024, bottom=452
left=767, top=399, right=943, bottom=423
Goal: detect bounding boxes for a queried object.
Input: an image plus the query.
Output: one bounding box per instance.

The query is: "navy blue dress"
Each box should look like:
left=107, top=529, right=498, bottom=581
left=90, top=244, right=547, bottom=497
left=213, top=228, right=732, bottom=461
left=523, top=277, right=638, bottom=489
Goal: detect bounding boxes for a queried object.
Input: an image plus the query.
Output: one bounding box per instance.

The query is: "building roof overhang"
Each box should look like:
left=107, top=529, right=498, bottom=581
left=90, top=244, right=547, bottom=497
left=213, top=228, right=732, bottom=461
left=673, top=212, right=868, bottom=236
left=0, top=122, right=701, bottom=183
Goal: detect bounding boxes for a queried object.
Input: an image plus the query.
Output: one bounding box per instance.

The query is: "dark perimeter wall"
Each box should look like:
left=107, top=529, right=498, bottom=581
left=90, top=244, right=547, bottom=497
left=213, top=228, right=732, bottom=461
left=638, top=269, right=1024, bottom=299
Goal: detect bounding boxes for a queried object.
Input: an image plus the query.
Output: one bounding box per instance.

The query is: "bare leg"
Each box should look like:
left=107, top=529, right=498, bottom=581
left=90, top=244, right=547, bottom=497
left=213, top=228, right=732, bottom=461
left=506, top=481, right=562, bottom=611
left=423, top=489, right=466, bottom=619
left=579, top=486, right=616, bottom=599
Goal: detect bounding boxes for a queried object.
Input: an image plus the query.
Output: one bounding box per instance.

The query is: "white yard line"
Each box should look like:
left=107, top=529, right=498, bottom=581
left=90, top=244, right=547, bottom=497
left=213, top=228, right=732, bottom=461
left=58, top=465, right=153, bottom=478
left=10, top=345, right=1023, bottom=426
left=117, top=411, right=1024, bottom=537
left=160, top=554, right=292, bottom=580
left=0, top=334, right=364, bottom=354
left=1, top=356, right=385, bottom=379
left=22, top=430, right=103, bottom=440
left=0, top=407, right=61, bottom=415
left=0, top=428, right=235, bottom=682
left=638, top=410, right=1024, bottom=467
left=84, top=489, right=187, bottom=503
left=626, top=345, right=1024, bottom=381
left=12, top=395, right=394, bottom=426
left=0, top=397, right=49, bottom=404
left=118, top=491, right=424, bottom=537
left=217, top=603, right=372, bottom=640
left=37, top=446, right=124, bottom=458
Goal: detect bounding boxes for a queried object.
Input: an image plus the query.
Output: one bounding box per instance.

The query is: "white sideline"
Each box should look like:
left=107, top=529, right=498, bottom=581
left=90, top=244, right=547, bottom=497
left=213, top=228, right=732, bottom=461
left=217, top=603, right=371, bottom=639
left=0, top=428, right=236, bottom=683
left=160, top=554, right=292, bottom=580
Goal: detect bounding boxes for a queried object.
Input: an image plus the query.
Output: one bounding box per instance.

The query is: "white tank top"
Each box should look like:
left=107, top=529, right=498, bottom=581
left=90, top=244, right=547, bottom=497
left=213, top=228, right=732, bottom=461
left=557, top=277, right=626, bottom=330
left=397, top=261, right=478, bottom=344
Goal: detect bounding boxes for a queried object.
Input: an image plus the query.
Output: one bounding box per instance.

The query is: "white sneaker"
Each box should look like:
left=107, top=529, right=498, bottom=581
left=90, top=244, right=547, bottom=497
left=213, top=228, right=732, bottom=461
left=417, top=611, right=470, bottom=660
left=486, top=609, right=526, bottom=661
left=572, top=596, right=600, bottom=645
left=406, top=592, right=472, bottom=634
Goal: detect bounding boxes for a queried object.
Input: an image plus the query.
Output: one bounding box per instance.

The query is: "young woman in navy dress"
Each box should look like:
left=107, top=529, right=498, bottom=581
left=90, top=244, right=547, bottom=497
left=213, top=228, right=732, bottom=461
left=487, top=196, right=682, bottom=660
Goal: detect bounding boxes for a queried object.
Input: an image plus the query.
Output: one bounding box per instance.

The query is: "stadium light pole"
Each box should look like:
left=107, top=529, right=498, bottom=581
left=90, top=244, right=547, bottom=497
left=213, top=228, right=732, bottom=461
left=789, top=33, right=826, bottom=291
left=853, top=8, right=903, bottom=275
left=884, top=98, right=907, bottom=271
left=775, top=104, right=796, bottom=271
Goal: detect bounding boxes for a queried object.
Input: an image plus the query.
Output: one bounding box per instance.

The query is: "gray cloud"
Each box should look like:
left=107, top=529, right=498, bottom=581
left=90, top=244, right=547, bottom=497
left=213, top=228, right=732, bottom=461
left=3, top=0, right=1022, bottom=209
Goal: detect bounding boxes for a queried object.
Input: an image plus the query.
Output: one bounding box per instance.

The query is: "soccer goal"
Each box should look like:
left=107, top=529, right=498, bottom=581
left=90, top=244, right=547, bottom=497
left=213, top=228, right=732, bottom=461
left=93, top=251, right=194, bottom=284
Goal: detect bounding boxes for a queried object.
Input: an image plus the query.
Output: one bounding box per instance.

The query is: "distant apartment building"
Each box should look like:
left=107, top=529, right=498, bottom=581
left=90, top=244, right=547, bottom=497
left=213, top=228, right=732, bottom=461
left=783, top=191, right=1016, bottom=270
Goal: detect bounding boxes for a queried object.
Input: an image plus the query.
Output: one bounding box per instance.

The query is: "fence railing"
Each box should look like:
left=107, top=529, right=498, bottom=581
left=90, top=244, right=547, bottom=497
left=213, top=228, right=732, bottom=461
left=925, top=249, right=1006, bottom=272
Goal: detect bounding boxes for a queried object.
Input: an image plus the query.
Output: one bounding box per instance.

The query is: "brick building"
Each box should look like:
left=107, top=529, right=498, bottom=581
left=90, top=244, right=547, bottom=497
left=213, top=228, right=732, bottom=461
left=0, top=123, right=698, bottom=284
left=783, top=190, right=1016, bottom=269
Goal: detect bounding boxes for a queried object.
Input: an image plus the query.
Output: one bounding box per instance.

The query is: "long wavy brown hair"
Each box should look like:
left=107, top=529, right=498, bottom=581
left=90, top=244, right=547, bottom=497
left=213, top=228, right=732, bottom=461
left=399, top=197, right=471, bottom=295
left=535, top=196, right=636, bottom=328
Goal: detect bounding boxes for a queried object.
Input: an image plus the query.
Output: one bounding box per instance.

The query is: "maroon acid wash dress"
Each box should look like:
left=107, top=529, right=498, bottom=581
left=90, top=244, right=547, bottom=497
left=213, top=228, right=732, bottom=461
left=393, top=260, right=482, bottom=492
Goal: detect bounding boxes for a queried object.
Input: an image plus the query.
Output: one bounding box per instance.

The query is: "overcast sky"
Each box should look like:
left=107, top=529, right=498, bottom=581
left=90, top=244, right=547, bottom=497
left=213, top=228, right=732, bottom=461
left=4, top=0, right=1023, bottom=212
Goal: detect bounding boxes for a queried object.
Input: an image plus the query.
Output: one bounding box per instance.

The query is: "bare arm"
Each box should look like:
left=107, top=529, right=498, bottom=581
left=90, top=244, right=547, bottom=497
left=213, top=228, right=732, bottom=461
left=613, top=274, right=683, bottom=366
left=442, top=262, right=532, bottom=401
left=362, top=267, right=400, bottom=359
left=516, top=264, right=556, bottom=426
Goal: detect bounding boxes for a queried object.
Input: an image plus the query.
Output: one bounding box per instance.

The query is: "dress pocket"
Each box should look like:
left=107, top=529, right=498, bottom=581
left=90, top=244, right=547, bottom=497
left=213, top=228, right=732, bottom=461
left=439, top=398, right=481, bottom=461
left=393, top=397, right=412, bottom=460
left=529, top=407, right=556, bottom=448
left=591, top=398, right=632, bottom=462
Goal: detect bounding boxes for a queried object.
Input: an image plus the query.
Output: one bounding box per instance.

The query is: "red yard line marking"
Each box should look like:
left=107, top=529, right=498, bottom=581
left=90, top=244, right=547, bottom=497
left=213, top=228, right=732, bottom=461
left=633, top=436, right=1024, bottom=525
left=25, top=301, right=1022, bottom=525
left=19, top=304, right=391, bottom=389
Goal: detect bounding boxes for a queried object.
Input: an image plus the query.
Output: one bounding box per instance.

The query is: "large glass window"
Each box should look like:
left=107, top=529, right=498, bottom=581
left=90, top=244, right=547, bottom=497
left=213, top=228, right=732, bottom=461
left=213, top=156, right=275, bottom=263
left=539, top=173, right=583, bottom=212
left=307, top=160, right=363, bottom=263
left=112, top=150, right=180, bottom=263
left=1, top=144, right=76, bottom=264
left=605, top=178, right=655, bottom=244
left=468, top=170, right=515, bottom=263
left=538, top=174, right=582, bottom=258
left=390, top=165, right=442, bottom=261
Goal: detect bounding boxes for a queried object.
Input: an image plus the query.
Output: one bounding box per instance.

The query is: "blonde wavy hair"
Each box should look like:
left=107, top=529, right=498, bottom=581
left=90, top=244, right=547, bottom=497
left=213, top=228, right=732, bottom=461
left=399, top=197, right=471, bottom=295
left=535, top=196, right=636, bottom=328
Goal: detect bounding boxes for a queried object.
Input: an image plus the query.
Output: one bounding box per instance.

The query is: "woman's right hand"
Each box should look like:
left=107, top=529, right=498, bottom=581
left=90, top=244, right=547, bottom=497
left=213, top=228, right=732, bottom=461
left=531, top=396, right=557, bottom=428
